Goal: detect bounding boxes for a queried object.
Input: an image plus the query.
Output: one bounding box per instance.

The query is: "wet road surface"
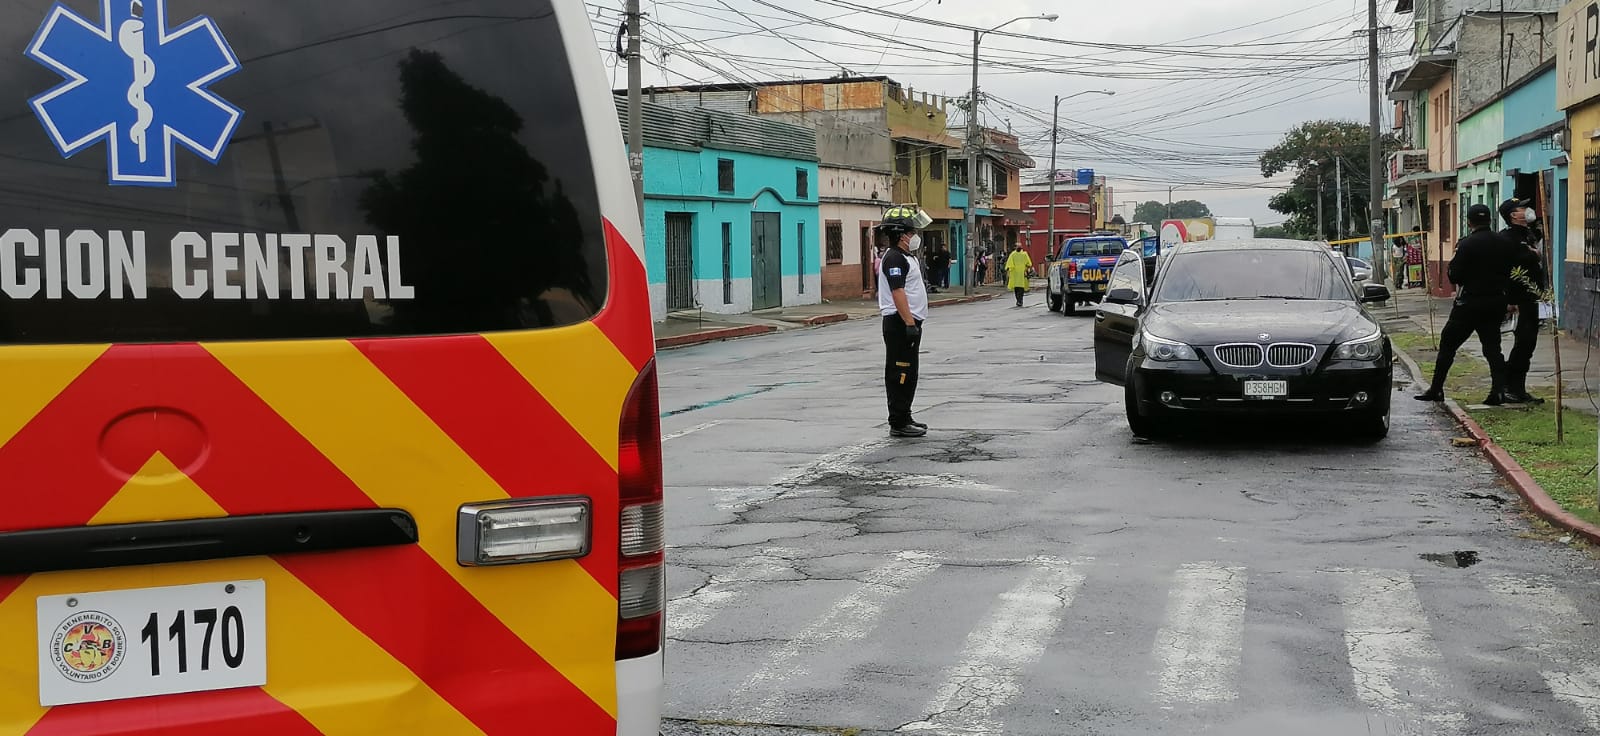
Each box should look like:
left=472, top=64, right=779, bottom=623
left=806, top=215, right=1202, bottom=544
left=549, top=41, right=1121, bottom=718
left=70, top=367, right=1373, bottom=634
left=657, top=297, right=1600, bottom=736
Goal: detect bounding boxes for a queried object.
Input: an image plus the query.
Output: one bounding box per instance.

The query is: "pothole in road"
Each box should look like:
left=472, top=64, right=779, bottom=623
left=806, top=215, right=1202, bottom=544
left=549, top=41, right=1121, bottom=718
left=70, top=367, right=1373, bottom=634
left=1421, top=550, right=1481, bottom=568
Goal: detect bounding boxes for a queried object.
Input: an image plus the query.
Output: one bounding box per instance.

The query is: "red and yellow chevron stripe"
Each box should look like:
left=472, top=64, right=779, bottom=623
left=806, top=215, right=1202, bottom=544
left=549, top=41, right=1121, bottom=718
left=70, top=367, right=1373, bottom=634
left=0, top=222, right=655, bottom=735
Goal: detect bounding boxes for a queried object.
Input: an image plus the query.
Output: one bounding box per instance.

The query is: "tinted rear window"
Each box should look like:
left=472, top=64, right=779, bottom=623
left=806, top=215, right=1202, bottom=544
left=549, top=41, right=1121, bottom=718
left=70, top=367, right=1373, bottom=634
left=1065, top=239, right=1124, bottom=257
left=0, top=0, right=605, bottom=343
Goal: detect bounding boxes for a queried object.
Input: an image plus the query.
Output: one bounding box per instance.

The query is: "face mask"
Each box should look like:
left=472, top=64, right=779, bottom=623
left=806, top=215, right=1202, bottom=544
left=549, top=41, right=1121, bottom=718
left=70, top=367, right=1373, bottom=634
left=907, top=234, right=923, bottom=252
left=1523, top=211, right=1540, bottom=227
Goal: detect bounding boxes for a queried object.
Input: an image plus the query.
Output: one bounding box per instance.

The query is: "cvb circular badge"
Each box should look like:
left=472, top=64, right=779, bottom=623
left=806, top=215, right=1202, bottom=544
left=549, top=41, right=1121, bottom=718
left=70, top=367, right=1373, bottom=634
left=50, top=611, right=126, bottom=683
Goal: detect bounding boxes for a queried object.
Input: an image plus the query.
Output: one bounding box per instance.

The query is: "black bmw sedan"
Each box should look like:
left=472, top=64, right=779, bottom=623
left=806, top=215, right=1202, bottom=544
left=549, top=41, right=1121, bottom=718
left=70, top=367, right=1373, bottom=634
left=1093, top=238, right=1394, bottom=439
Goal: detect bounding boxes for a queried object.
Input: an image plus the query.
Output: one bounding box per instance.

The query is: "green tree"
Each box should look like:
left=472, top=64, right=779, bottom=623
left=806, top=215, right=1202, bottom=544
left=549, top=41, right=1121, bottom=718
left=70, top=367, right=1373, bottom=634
left=1132, top=199, right=1210, bottom=224
left=1259, top=120, right=1398, bottom=241
left=1255, top=224, right=1290, bottom=239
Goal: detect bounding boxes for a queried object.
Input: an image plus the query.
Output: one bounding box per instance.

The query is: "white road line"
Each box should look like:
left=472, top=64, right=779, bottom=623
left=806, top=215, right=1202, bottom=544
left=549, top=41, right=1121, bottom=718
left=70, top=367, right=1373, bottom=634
left=663, top=421, right=720, bottom=442
left=1487, top=575, right=1600, bottom=730
left=1338, top=570, right=1466, bottom=733
left=669, top=549, right=798, bottom=636
left=902, top=557, right=1085, bottom=735
left=731, top=551, right=940, bottom=721
left=1153, top=562, right=1246, bottom=705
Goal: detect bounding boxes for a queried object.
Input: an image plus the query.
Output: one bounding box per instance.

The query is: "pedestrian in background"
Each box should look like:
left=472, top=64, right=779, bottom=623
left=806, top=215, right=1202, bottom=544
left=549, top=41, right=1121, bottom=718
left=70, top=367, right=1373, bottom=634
left=1415, top=203, right=1517, bottom=406
left=1005, top=243, right=1033, bottom=307
left=876, top=205, right=933, bottom=438
left=1498, top=198, right=1548, bottom=404
left=929, top=246, right=951, bottom=292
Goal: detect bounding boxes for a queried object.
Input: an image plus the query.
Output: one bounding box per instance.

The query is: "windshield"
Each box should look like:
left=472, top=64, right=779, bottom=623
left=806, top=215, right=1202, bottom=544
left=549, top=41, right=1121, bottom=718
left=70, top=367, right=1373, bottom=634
left=1154, top=249, right=1352, bottom=302
left=1064, top=239, right=1124, bottom=257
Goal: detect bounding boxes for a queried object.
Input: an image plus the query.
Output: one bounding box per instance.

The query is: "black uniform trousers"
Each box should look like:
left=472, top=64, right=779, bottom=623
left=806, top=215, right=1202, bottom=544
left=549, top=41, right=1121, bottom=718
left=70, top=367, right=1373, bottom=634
left=1507, top=300, right=1540, bottom=385
left=883, top=316, right=923, bottom=427
left=1429, top=301, right=1508, bottom=394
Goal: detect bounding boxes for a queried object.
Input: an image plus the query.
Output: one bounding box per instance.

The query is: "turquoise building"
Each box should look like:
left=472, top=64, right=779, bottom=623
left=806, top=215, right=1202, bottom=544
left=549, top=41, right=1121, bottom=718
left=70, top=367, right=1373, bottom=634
left=617, top=99, right=821, bottom=321
left=1496, top=63, right=1566, bottom=312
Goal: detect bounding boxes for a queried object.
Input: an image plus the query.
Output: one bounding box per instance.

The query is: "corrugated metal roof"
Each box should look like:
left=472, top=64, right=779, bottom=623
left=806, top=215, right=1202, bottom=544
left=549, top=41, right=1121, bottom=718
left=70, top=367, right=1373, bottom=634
left=615, top=97, right=818, bottom=162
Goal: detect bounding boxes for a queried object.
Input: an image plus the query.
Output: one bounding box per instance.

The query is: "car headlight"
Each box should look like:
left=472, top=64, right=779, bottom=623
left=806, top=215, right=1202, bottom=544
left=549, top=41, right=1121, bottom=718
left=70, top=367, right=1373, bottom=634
left=1333, top=332, right=1384, bottom=361
left=1140, top=331, right=1199, bottom=361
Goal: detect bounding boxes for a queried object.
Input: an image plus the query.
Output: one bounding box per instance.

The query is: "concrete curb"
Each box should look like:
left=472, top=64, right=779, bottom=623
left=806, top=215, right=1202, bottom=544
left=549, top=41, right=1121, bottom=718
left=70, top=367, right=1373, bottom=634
left=931, top=293, right=1000, bottom=308
left=778, top=313, right=851, bottom=326
left=655, top=293, right=999, bottom=350
left=1394, top=345, right=1600, bottom=546
left=655, top=324, right=777, bottom=350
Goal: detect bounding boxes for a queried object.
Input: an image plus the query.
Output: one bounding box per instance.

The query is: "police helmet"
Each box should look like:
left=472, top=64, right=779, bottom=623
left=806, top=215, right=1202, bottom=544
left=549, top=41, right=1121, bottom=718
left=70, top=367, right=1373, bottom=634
left=876, top=204, right=933, bottom=235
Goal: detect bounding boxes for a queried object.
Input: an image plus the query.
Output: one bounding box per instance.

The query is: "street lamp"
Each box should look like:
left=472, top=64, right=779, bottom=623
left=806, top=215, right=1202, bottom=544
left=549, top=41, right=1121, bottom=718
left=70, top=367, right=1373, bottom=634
left=965, top=13, right=1057, bottom=295
left=1048, top=90, right=1115, bottom=259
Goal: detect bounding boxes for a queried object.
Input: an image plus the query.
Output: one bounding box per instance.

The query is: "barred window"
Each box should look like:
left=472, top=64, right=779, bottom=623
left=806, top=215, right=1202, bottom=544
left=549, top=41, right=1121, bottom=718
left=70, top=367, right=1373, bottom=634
left=1586, top=154, right=1600, bottom=281
left=825, top=221, right=844, bottom=264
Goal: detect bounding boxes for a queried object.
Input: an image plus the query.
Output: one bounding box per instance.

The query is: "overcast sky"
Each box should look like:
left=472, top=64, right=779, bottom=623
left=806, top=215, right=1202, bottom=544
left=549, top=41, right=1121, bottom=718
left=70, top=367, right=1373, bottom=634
left=586, top=0, right=1414, bottom=225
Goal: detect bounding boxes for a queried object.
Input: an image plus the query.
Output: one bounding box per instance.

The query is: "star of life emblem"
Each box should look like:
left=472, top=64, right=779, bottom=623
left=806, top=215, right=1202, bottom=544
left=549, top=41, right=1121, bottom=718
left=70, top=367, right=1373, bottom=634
left=25, top=0, right=243, bottom=187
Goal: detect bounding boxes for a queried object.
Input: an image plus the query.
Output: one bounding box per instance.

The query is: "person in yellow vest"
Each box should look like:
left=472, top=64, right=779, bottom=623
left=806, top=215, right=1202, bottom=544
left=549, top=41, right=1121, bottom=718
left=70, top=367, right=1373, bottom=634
left=1004, top=243, right=1033, bottom=307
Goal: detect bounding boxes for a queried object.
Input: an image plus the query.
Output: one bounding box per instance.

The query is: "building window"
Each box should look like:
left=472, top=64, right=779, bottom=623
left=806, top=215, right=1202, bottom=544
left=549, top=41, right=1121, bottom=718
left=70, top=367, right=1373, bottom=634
left=931, top=150, right=945, bottom=180
left=722, top=222, right=734, bottom=304
left=895, top=142, right=912, bottom=176
left=949, top=159, right=966, bottom=187
left=718, top=158, right=735, bottom=194
left=1586, top=154, right=1600, bottom=281
left=1437, top=199, right=1451, bottom=242
left=995, top=168, right=1009, bottom=196
left=826, top=221, right=844, bottom=264
left=797, top=169, right=809, bottom=199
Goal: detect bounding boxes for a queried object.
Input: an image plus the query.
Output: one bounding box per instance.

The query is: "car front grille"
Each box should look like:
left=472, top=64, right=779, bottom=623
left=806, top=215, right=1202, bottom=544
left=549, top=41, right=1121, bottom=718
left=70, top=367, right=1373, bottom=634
left=1213, top=343, right=1264, bottom=368
left=1267, top=343, right=1316, bottom=368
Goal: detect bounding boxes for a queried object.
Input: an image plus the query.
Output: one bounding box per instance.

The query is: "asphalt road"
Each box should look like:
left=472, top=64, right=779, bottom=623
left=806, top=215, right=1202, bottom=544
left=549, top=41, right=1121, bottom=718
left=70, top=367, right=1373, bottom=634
left=657, top=295, right=1600, bottom=736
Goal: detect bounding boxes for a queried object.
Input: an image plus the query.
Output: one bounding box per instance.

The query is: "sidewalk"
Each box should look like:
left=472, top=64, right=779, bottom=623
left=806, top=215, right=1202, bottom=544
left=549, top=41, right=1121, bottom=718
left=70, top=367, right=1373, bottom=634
left=1381, top=286, right=1600, bottom=544
left=654, top=281, right=1035, bottom=349
left=1376, top=288, right=1600, bottom=416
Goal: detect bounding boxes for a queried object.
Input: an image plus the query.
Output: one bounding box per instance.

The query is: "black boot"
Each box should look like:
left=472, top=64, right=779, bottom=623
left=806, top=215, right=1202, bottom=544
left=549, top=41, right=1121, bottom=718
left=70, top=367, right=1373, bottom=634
left=1506, top=372, right=1545, bottom=404
left=1414, top=388, right=1445, bottom=402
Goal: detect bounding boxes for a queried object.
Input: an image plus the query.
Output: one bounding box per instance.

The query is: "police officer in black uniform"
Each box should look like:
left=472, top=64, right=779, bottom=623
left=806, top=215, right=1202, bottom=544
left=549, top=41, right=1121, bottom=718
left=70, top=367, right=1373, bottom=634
left=1415, top=203, right=1517, bottom=405
left=876, top=205, right=932, bottom=438
left=1498, top=198, right=1547, bottom=404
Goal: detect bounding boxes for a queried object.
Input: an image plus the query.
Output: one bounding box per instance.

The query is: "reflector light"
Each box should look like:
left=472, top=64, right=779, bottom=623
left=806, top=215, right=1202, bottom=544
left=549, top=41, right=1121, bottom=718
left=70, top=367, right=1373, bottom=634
left=457, top=498, right=591, bottom=566
left=620, top=502, right=664, bottom=558
left=619, top=563, right=664, bottom=619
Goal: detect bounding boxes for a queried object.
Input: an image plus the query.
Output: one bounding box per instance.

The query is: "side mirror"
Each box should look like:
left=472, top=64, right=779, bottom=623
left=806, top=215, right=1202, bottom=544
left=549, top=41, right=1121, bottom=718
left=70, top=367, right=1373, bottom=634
left=1105, top=287, right=1143, bottom=306
left=1360, top=284, right=1391, bottom=303
left=1044, top=254, right=1056, bottom=262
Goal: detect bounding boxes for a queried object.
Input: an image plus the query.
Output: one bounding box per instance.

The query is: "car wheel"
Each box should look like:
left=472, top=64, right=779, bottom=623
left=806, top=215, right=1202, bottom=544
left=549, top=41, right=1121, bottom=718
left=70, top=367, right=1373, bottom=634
left=1124, top=380, right=1161, bottom=438
left=1063, top=293, right=1077, bottom=316
left=1048, top=291, right=1062, bottom=312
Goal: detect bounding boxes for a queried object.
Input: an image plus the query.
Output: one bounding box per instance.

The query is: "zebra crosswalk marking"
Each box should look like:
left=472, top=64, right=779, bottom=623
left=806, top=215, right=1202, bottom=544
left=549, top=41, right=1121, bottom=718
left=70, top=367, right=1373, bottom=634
left=728, top=551, right=940, bottom=721
left=1488, top=575, right=1600, bottom=731
left=1338, top=569, right=1467, bottom=733
left=901, top=557, right=1085, bottom=735
left=1154, top=562, right=1247, bottom=705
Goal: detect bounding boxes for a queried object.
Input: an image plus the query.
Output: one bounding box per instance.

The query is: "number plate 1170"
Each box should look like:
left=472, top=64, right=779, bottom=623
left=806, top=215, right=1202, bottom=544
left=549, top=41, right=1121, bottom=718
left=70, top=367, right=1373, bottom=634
left=36, top=581, right=266, bottom=706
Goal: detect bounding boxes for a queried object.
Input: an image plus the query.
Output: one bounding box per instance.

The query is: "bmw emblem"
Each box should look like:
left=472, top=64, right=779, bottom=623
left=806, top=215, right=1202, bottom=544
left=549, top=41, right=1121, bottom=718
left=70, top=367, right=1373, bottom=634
left=1259, top=333, right=1271, bottom=341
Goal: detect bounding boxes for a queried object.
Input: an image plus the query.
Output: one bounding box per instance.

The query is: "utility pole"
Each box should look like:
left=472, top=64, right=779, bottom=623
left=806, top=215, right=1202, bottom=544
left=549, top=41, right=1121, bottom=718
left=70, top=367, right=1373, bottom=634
left=964, top=28, right=981, bottom=297
left=1315, top=164, right=1325, bottom=240
left=1048, top=94, right=1059, bottom=262
left=1368, top=0, right=1388, bottom=284
left=1166, top=186, right=1173, bottom=219
left=1335, top=156, right=1345, bottom=241
left=627, top=0, right=644, bottom=224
